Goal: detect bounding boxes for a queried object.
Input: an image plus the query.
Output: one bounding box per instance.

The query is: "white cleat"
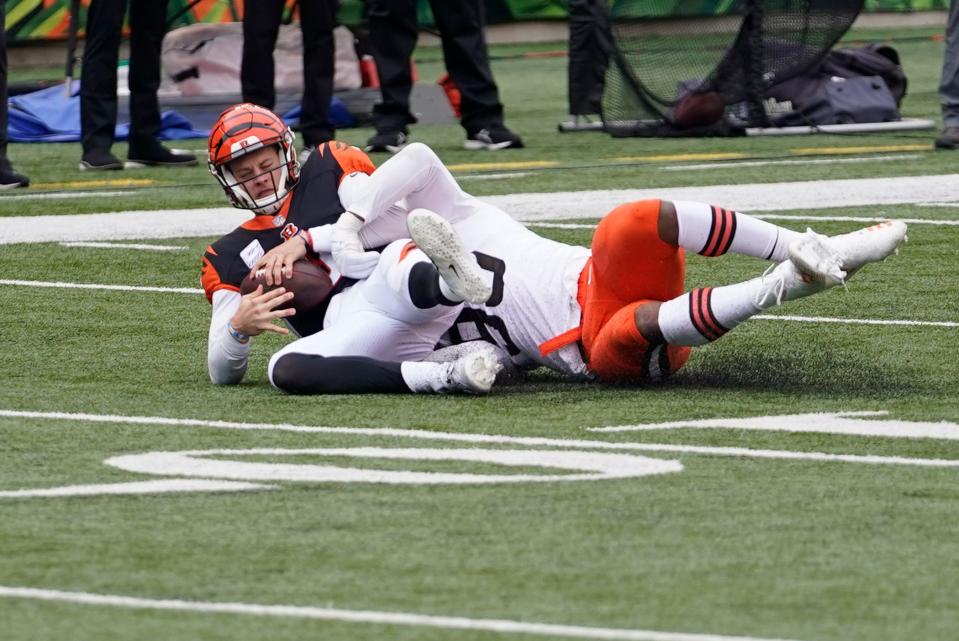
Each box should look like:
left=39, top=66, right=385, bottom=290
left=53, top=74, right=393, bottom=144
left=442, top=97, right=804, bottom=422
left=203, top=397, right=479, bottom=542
left=754, top=259, right=825, bottom=309
left=437, top=345, right=502, bottom=394
left=788, top=221, right=908, bottom=286
left=788, top=228, right=847, bottom=286
left=407, top=208, right=492, bottom=304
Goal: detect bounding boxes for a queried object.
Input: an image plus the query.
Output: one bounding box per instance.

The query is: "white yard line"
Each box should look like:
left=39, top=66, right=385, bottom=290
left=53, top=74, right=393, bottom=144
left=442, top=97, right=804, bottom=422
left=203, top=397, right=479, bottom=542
left=2, top=410, right=959, bottom=468
left=3, top=174, right=959, bottom=244
left=0, top=586, right=803, bottom=641
left=458, top=172, right=533, bottom=180
left=0, top=279, right=203, bottom=295
left=661, top=154, right=921, bottom=171
left=528, top=215, right=959, bottom=230
left=0, top=190, right=138, bottom=200
left=753, top=314, right=958, bottom=328
left=1, top=280, right=953, bottom=328
left=59, top=241, right=189, bottom=251
left=0, top=479, right=270, bottom=498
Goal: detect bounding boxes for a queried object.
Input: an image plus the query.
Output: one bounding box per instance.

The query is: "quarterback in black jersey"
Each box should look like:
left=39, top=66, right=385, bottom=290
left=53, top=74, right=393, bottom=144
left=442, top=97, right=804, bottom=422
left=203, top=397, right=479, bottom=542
left=202, top=103, right=500, bottom=393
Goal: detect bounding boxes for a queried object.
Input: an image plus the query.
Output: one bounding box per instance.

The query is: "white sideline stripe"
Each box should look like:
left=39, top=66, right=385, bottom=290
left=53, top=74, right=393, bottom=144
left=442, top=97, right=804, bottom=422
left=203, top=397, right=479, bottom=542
left=754, top=314, right=959, bottom=328
left=753, top=214, right=959, bottom=226
left=661, top=153, right=921, bottom=171
left=0, top=479, right=271, bottom=498
left=2, top=279, right=954, bottom=328
left=3, top=410, right=959, bottom=469
left=527, top=215, right=959, bottom=230
left=486, top=174, right=959, bottom=221
left=0, top=586, right=804, bottom=641
left=917, top=202, right=959, bottom=208
left=0, top=279, right=203, bottom=295
left=0, top=190, right=136, bottom=201
left=459, top=172, right=533, bottom=180
left=4, top=174, right=959, bottom=243
left=59, top=241, right=189, bottom=251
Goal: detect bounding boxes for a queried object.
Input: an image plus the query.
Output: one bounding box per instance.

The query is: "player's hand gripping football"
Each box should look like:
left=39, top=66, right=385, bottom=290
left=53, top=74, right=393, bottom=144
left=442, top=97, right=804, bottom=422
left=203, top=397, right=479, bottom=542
left=229, top=285, right=295, bottom=337
left=251, top=233, right=310, bottom=286
left=330, top=211, right=380, bottom=279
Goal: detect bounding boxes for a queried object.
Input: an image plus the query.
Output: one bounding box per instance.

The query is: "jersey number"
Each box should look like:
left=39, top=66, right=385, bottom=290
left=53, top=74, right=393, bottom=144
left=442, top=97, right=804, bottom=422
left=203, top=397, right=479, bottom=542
left=448, top=252, right=520, bottom=356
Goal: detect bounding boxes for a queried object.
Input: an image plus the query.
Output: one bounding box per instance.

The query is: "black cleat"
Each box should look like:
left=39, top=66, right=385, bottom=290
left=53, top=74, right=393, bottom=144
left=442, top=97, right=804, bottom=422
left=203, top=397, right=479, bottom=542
left=464, top=125, right=524, bottom=150
left=126, top=143, right=198, bottom=168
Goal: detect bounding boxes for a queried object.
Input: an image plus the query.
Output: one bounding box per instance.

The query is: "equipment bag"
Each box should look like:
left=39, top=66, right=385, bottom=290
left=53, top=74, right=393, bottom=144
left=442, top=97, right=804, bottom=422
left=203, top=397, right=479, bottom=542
left=764, top=43, right=906, bottom=126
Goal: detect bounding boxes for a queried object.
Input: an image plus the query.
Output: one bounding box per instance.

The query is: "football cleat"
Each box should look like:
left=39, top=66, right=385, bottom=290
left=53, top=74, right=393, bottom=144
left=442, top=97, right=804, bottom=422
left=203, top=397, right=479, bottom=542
left=436, top=345, right=502, bottom=394
left=788, top=228, right=847, bottom=286
left=407, top=208, right=492, bottom=304
left=753, top=259, right=825, bottom=309
left=426, top=342, right=520, bottom=384
left=789, top=221, right=907, bottom=286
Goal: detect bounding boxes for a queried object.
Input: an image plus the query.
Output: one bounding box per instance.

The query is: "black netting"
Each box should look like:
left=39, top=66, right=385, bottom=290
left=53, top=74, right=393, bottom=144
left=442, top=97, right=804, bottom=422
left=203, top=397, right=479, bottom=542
left=602, top=0, right=864, bottom=136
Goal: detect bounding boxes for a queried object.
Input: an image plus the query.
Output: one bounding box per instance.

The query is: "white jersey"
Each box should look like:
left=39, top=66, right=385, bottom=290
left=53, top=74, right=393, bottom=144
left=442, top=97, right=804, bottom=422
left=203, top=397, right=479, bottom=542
left=338, top=142, right=593, bottom=379
left=448, top=203, right=591, bottom=378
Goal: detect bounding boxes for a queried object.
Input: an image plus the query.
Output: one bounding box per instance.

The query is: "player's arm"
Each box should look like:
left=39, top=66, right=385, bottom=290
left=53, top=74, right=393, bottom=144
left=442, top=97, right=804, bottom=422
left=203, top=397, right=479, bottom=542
left=207, top=287, right=295, bottom=385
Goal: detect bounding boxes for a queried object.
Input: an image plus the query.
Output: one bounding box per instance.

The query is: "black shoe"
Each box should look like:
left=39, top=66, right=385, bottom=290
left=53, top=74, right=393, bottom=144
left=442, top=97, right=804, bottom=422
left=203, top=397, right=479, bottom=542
left=464, top=125, right=524, bottom=150
left=0, top=167, right=29, bottom=189
left=365, top=130, right=408, bottom=153
left=934, top=126, right=959, bottom=149
left=126, top=144, right=198, bottom=168
left=79, top=149, right=123, bottom=171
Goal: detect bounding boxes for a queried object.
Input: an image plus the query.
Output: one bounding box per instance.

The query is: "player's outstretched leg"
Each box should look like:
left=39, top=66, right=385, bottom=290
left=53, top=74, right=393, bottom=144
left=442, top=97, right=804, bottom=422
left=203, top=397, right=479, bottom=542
left=659, top=200, right=805, bottom=262
left=407, top=208, right=492, bottom=304
left=270, top=347, right=501, bottom=395
left=402, top=344, right=503, bottom=394
left=652, top=221, right=908, bottom=346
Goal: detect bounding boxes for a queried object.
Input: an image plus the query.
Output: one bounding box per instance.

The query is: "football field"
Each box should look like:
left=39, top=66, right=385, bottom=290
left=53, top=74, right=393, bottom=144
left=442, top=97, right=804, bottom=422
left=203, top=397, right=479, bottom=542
left=2, top=25, right=959, bottom=641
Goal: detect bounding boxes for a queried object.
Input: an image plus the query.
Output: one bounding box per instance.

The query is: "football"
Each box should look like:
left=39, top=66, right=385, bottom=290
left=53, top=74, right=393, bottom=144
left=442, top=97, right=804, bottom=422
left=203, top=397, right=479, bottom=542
left=240, top=259, right=334, bottom=313
left=670, top=91, right=725, bottom=129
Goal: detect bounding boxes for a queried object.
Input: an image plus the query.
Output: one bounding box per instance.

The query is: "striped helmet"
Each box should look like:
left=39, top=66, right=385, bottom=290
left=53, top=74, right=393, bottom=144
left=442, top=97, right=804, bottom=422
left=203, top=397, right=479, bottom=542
left=207, top=103, right=300, bottom=215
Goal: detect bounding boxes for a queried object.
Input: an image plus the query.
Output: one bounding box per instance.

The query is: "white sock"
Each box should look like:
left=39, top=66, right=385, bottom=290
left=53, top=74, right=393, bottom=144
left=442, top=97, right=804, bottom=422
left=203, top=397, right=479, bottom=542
left=673, top=200, right=801, bottom=261
left=400, top=361, right=449, bottom=393
left=657, top=279, right=775, bottom=346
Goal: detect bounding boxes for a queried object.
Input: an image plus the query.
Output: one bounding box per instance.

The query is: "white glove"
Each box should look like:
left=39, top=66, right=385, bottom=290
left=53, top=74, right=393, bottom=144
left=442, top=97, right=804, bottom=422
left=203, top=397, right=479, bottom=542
left=330, top=212, right=380, bottom=279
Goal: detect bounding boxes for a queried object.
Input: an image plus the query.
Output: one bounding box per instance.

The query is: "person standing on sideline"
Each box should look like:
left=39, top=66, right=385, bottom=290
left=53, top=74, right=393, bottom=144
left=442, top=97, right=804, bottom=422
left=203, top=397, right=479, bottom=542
left=364, top=0, right=523, bottom=153
left=241, top=0, right=339, bottom=161
left=0, top=2, right=29, bottom=188
left=936, top=0, right=959, bottom=149
left=79, top=0, right=198, bottom=170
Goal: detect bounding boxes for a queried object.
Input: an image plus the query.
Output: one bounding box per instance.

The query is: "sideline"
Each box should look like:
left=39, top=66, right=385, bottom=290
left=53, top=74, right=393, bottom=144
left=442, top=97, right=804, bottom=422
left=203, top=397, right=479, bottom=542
left=3, top=280, right=955, bottom=329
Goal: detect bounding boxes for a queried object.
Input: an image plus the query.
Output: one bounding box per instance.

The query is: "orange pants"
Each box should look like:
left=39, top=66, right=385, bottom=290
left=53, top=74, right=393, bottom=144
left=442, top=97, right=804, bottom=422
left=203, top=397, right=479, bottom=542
left=581, top=200, right=691, bottom=383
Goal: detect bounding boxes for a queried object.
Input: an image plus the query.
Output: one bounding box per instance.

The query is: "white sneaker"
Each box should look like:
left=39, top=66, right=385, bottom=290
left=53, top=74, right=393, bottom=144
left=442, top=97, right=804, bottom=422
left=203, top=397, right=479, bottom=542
left=407, top=208, right=492, bottom=304
left=789, top=221, right=908, bottom=285
left=435, top=346, right=502, bottom=394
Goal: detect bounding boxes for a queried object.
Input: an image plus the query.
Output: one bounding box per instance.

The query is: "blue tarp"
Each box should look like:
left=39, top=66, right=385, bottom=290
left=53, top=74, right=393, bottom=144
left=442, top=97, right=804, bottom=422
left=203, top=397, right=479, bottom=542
left=7, top=82, right=209, bottom=143
left=7, top=82, right=356, bottom=143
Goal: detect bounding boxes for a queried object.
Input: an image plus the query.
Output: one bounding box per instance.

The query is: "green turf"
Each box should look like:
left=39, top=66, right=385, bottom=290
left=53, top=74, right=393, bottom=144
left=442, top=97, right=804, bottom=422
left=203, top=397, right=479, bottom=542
left=1, top=24, right=958, bottom=641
